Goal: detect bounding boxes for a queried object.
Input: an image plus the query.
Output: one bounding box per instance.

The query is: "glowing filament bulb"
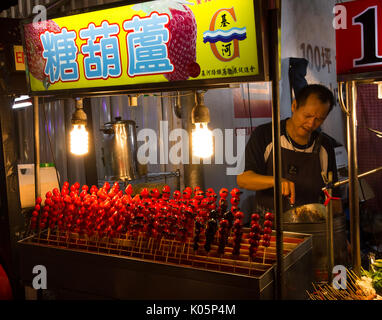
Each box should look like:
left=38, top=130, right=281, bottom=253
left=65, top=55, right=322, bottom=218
left=70, top=124, right=88, bottom=155
left=192, top=122, right=213, bottom=158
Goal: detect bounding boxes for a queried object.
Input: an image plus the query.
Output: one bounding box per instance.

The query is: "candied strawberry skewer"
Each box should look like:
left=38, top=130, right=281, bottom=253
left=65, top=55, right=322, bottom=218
left=249, top=213, right=262, bottom=261
left=193, top=215, right=203, bottom=252
left=198, top=197, right=210, bottom=225
left=218, top=188, right=229, bottom=220
left=232, top=211, right=244, bottom=256
left=29, top=196, right=42, bottom=234
left=167, top=203, right=179, bottom=240
left=183, top=205, right=195, bottom=239
left=206, top=188, right=217, bottom=212
left=204, top=210, right=218, bottom=253
left=176, top=211, right=188, bottom=243
left=181, top=187, right=192, bottom=205
left=217, top=218, right=229, bottom=256
left=162, top=185, right=171, bottom=202
left=153, top=204, right=167, bottom=241
left=150, top=187, right=160, bottom=204
left=261, top=212, right=274, bottom=263
left=230, top=187, right=242, bottom=215
left=48, top=188, right=61, bottom=233
left=38, top=192, right=53, bottom=237
left=222, top=210, right=234, bottom=233
left=144, top=200, right=157, bottom=240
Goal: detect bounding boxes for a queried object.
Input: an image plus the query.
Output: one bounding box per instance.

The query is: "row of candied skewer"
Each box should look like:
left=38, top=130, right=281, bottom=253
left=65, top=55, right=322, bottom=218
left=29, top=181, right=273, bottom=260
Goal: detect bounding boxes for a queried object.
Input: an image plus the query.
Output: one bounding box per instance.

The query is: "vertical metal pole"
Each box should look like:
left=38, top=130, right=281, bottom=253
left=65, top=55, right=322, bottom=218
left=326, top=172, right=334, bottom=283
left=33, top=96, right=41, bottom=198
left=83, top=98, right=98, bottom=187
left=269, top=0, right=284, bottom=299
left=348, top=81, right=361, bottom=276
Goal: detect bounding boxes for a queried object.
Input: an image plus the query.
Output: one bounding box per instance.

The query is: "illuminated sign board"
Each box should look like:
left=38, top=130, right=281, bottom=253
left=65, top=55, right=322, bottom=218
left=22, top=0, right=264, bottom=94
left=13, top=45, right=26, bottom=71
left=336, top=0, right=382, bottom=76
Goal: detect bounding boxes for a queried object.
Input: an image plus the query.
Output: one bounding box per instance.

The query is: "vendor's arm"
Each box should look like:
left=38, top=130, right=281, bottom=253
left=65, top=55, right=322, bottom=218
left=237, top=171, right=295, bottom=204
left=237, top=124, right=295, bottom=204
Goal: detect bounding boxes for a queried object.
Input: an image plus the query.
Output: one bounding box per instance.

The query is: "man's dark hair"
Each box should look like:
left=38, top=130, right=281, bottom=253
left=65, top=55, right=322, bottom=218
left=295, top=84, right=335, bottom=113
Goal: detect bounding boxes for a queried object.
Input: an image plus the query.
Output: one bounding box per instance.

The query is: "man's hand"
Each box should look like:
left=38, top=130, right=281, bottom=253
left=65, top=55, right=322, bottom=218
left=281, top=179, right=295, bottom=205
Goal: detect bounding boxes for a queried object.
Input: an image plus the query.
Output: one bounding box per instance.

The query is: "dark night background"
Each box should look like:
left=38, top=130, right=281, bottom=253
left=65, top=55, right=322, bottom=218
left=0, top=0, right=18, bottom=12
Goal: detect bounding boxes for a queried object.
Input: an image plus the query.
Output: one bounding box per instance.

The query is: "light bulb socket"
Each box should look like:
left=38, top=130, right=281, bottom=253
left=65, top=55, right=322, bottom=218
left=173, top=92, right=182, bottom=119
left=191, top=91, right=210, bottom=124
left=71, top=98, right=87, bottom=125
left=128, top=95, right=138, bottom=107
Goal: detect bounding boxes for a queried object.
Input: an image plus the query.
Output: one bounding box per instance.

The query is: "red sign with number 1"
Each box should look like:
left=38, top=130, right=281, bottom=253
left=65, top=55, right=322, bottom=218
left=336, top=0, right=382, bottom=75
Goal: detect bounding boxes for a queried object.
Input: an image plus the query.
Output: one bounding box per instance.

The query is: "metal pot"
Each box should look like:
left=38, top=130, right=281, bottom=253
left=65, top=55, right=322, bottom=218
left=284, top=203, right=327, bottom=223
left=283, top=203, right=349, bottom=282
left=100, top=117, right=141, bottom=181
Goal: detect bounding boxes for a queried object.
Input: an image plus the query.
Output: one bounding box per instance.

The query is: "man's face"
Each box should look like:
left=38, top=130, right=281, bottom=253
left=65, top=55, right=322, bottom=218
left=291, top=94, right=330, bottom=140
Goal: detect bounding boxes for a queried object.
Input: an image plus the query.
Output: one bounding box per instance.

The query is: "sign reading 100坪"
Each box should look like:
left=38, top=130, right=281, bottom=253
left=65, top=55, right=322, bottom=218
left=23, top=0, right=261, bottom=93
left=336, top=0, right=382, bottom=76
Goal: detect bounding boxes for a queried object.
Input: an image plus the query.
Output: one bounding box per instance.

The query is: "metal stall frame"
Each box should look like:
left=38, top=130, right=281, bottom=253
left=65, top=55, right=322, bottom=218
left=337, top=71, right=382, bottom=277
left=21, top=0, right=293, bottom=299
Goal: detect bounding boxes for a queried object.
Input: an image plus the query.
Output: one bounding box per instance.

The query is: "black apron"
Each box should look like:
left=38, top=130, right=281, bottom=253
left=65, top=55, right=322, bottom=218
left=254, top=134, right=324, bottom=214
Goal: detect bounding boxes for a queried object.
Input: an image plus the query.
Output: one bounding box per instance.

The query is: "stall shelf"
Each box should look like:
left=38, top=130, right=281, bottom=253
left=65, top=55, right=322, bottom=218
left=18, top=229, right=312, bottom=299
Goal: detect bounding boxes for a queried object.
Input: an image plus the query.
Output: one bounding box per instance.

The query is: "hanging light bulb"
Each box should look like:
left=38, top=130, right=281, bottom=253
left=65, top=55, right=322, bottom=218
left=70, top=124, right=88, bottom=155
left=191, top=91, right=213, bottom=158
left=70, top=98, right=89, bottom=155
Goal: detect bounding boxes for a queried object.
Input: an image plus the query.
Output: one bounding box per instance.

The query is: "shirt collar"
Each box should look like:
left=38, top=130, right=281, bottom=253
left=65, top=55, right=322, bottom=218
left=281, top=118, right=318, bottom=149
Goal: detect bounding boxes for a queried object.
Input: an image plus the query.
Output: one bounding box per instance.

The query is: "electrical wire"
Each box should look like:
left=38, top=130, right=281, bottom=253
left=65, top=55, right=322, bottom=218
left=241, top=83, right=253, bottom=133
left=247, top=83, right=253, bottom=132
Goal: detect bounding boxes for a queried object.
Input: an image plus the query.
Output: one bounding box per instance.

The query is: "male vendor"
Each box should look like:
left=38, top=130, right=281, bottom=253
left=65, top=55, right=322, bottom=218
left=237, top=84, right=339, bottom=213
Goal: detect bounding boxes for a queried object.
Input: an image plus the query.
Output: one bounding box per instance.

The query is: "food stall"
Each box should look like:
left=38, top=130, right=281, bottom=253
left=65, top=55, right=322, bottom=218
left=14, top=0, right=315, bottom=299
left=304, top=0, right=382, bottom=300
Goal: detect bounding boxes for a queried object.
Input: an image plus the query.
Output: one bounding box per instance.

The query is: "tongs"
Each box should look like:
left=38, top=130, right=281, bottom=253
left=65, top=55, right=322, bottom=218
left=288, top=196, right=296, bottom=215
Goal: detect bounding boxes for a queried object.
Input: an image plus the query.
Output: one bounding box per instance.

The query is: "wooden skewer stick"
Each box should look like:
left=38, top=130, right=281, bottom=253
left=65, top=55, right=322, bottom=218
left=153, top=238, right=161, bottom=262
left=150, top=237, right=155, bottom=254
left=312, top=283, right=326, bottom=300
left=166, top=240, right=173, bottom=263
left=263, top=247, right=266, bottom=265
left=306, top=290, right=316, bottom=300
left=192, top=251, right=196, bottom=267
left=119, top=235, right=125, bottom=256
left=47, top=228, right=51, bottom=244
left=66, top=230, right=70, bottom=248
left=321, top=284, right=336, bottom=300
left=139, top=236, right=144, bottom=254
left=173, top=243, right=178, bottom=260
left=140, top=235, right=145, bottom=252
left=179, top=243, right=185, bottom=264
left=115, top=233, right=120, bottom=253
left=96, top=235, right=100, bottom=253
left=107, top=236, right=111, bottom=254
left=345, top=270, right=361, bottom=295
left=187, top=239, right=190, bottom=261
